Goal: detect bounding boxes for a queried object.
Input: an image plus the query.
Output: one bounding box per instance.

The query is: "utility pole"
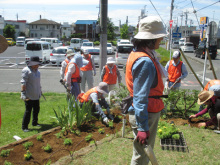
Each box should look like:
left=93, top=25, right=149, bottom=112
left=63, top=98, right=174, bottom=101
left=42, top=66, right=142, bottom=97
left=180, top=12, right=184, bottom=35
left=168, top=0, right=174, bottom=50
left=99, top=0, right=108, bottom=74
left=184, top=11, right=189, bottom=37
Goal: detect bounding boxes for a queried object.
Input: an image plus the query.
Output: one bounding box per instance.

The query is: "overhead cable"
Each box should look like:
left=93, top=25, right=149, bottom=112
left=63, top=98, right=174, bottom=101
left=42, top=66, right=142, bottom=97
left=196, top=1, right=220, bottom=12
left=190, top=0, right=200, bottom=26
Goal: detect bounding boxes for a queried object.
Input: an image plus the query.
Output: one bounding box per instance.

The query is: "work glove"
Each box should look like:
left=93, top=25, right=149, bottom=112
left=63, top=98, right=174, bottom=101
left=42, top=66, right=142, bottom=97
left=21, top=91, right=28, bottom=101
left=60, top=79, right=65, bottom=85
left=103, top=117, right=109, bottom=125
left=136, top=131, right=150, bottom=145
left=93, top=70, right=96, bottom=76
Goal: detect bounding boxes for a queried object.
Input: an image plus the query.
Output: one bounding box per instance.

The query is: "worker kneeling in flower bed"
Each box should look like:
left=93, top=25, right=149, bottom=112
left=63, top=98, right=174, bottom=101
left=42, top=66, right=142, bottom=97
left=77, top=82, right=114, bottom=125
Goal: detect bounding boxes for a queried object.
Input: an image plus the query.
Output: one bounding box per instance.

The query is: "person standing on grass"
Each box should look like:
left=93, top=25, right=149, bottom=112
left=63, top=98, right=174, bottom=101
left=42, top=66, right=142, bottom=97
left=189, top=90, right=220, bottom=133
left=125, top=16, right=168, bottom=164
left=100, top=57, right=122, bottom=91
left=80, top=49, right=96, bottom=93
left=20, top=56, right=42, bottom=132
left=60, top=49, right=75, bottom=83
left=165, top=50, right=188, bottom=91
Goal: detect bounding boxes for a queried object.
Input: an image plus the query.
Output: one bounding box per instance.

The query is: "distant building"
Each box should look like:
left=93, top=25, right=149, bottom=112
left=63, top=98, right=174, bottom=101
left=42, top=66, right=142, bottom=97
left=75, top=20, right=97, bottom=40
left=61, top=22, right=75, bottom=38
left=0, top=15, right=4, bottom=35
left=4, top=19, right=27, bottom=38
left=28, top=16, right=61, bottom=39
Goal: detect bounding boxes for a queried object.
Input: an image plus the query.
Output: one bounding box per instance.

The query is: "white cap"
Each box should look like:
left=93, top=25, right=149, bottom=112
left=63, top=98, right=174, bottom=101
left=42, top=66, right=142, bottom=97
left=172, top=51, right=181, bottom=58
left=106, top=57, right=116, bottom=64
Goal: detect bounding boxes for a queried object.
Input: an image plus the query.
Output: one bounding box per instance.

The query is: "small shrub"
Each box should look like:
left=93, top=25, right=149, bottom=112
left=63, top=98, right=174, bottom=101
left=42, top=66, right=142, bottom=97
left=93, top=41, right=100, bottom=45
left=157, top=121, right=180, bottom=139
left=23, top=141, right=33, bottom=150
left=36, top=135, right=43, bottom=141
left=63, top=138, right=72, bottom=145
left=0, top=149, right=13, bottom=157
left=42, top=143, right=52, bottom=153
left=98, top=128, right=105, bottom=134
left=24, top=150, right=32, bottom=161
left=85, top=134, right=93, bottom=142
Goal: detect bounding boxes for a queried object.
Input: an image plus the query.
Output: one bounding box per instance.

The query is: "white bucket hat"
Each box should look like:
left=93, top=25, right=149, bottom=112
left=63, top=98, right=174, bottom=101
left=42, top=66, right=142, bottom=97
left=106, top=57, right=115, bottom=64
left=66, top=49, right=75, bottom=57
left=134, top=16, right=167, bottom=39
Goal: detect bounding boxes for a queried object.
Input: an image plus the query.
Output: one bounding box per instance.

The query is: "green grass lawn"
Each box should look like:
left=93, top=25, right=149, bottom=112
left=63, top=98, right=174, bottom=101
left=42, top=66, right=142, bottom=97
left=0, top=92, right=67, bottom=147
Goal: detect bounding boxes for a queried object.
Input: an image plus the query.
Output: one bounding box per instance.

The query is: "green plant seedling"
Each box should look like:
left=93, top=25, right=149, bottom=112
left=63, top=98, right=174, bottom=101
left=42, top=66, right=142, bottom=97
left=23, top=141, right=33, bottom=150
left=45, top=159, right=51, bottom=165
left=36, top=135, right=43, bottom=141
left=108, top=121, right=114, bottom=128
left=172, top=133, right=180, bottom=139
left=24, top=150, right=32, bottom=161
left=63, top=138, right=73, bottom=145
left=157, top=121, right=180, bottom=139
left=0, top=149, right=13, bottom=157
left=54, top=132, right=62, bottom=139
left=85, top=133, right=93, bottom=142
left=42, top=143, right=52, bottom=153
left=98, top=128, right=105, bottom=134
left=4, top=160, right=13, bottom=165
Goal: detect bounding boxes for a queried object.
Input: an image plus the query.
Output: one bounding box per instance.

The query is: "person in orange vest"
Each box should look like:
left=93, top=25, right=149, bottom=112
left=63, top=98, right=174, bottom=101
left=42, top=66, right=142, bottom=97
left=165, top=50, right=188, bottom=90
left=125, top=16, right=168, bottom=164
left=203, top=80, right=220, bottom=91
left=64, top=54, right=88, bottom=100
left=78, top=82, right=114, bottom=124
left=80, top=49, right=96, bottom=92
left=100, top=57, right=122, bottom=91
left=60, top=49, right=75, bottom=84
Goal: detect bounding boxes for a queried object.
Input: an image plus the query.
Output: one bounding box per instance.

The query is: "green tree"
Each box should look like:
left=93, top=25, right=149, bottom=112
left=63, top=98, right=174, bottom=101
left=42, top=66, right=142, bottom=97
left=107, top=18, right=116, bottom=41
left=120, top=24, right=129, bottom=39
left=3, top=25, right=16, bottom=39
left=70, top=33, right=83, bottom=38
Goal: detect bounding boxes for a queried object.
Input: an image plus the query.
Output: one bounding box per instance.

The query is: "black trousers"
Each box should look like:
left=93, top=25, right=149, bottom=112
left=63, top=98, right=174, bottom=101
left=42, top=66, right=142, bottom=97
left=22, top=100, right=40, bottom=129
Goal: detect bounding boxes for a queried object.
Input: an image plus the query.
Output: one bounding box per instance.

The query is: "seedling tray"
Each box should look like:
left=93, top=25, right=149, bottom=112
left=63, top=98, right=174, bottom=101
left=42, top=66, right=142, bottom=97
left=160, top=132, right=189, bottom=152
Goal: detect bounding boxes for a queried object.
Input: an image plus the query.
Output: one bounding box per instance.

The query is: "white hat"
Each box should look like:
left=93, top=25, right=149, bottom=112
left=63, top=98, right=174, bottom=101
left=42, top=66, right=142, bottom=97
left=106, top=57, right=115, bottom=64
left=134, top=16, right=167, bottom=39
left=172, top=51, right=181, bottom=58
left=96, top=82, right=109, bottom=95
left=66, top=49, right=75, bottom=57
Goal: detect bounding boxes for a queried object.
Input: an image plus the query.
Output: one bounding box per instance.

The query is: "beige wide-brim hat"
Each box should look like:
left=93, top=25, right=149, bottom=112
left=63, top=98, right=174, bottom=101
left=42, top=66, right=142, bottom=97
left=134, top=16, right=167, bottom=39
left=106, top=57, right=115, bottom=64
left=0, top=35, right=9, bottom=53
left=197, top=90, right=214, bottom=105
left=96, top=82, right=109, bottom=95
left=66, top=49, right=75, bottom=57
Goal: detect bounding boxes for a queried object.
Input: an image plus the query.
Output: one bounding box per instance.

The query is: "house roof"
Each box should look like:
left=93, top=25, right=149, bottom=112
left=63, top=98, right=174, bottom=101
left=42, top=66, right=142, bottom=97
left=29, top=19, right=60, bottom=25
left=75, top=20, right=97, bottom=25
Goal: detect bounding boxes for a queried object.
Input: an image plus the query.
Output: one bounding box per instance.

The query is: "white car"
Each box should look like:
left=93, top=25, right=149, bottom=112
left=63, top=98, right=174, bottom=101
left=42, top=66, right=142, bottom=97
left=172, top=41, right=179, bottom=49
left=107, top=43, right=113, bottom=54
left=81, top=42, right=94, bottom=50
left=50, top=46, right=75, bottom=65
left=115, top=43, right=133, bottom=66
left=180, top=42, right=194, bottom=52
left=117, top=39, right=131, bottom=45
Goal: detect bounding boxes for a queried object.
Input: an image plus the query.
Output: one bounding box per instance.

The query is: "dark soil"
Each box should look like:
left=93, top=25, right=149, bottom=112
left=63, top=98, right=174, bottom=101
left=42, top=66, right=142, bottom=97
left=0, top=109, right=128, bottom=165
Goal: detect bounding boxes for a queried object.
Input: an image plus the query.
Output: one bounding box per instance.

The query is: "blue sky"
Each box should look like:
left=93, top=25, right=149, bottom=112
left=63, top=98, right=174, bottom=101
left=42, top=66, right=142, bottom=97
left=0, top=0, right=220, bottom=28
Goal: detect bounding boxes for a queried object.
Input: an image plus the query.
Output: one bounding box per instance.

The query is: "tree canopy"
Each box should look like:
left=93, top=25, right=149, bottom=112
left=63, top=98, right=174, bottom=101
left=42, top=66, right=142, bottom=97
left=3, top=25, right=16, bottom=39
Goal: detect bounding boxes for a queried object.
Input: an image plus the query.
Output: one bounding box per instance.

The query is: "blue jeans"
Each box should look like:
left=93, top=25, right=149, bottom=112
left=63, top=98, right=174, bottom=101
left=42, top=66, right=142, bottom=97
left=71, top=82, right=80, bottom=100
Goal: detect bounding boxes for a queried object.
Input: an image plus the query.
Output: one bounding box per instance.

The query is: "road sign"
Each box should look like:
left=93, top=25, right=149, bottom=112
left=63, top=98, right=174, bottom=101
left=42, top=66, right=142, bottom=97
left=172, top=33, right=181, bottom=38
left=169, top=20, right=173, bottom=28
left=199, top=24, right=208, bottom=28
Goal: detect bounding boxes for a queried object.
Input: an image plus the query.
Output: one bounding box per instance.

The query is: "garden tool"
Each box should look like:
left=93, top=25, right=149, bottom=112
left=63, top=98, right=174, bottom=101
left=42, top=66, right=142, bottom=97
left=41, top=93, right=46, bottom=101
left=168, top=80, right=178, bottom=90
left=60, top=79, right=67, bottom=89
left=143, top=145, right=159, bottom=165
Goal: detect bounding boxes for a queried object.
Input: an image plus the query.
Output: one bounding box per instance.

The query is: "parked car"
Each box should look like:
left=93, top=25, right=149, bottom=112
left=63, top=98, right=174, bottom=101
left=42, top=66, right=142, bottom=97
left=117, top=39, right=131, bottom=46
left=107, top=43, right=113, bottom=54
left=194, top=41, right=217, bottom=59
left=115, top=43, right=133, bottom=66
left=180, top=42, right=194, bottom=52
left=6, top=38, right=15, bottom=46
left=40, top=38, right=60, bottom=48
left=24, top=38, right=40, bottom=49
left=50, top=46, right=75, bottom=65
left=82, top=39, right=89, bottom=43
left=16, top=36, right=25, bottom=46
left=81, top=42, right=94, bottom=50
left=70, top=38, right=82, bottom=51
left=25, top=41, right=52, bottom=64
left=179, top=38, right=186, bottom=46
left=172, top=41, right=179, bottom=49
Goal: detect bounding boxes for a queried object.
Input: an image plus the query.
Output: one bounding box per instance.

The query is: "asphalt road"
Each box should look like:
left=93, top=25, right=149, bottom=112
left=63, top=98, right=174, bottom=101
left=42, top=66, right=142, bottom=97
left=0, top=46, right=219, bottom=93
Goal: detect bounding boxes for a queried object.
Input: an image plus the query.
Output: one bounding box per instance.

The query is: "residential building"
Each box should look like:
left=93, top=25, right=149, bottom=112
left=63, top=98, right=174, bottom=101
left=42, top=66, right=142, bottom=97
left=0, top=15, right=4, bottom=36
left=75, top=20, right=97, bottom=40
left=4, top=19, right=27, bottom=38
left=28, top=17, right=61, bottom=39
left=61, top=22, right=75, bottom=38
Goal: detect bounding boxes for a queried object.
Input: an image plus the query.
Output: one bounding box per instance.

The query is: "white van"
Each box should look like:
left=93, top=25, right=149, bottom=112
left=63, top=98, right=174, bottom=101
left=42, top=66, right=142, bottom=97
left=70, top=38, right=82, bottom=51
left=25, top=41, right=52, bottom=64
left=40, top=38, right=59, bottom=48
left=16, top=36, right=25, bottom=46
left=24, top=38, right=40, bottom=49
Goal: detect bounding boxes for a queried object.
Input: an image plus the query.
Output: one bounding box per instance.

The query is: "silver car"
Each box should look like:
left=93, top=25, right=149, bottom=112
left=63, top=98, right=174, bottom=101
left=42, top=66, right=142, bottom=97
left=180, top=42, right=194, bottom=52
left=115, top=44, right=133, bottom=66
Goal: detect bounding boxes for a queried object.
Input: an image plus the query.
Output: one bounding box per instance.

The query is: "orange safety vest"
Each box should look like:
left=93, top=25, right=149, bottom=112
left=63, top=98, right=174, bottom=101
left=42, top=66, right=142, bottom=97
left=168, top=60, right=183, bottom=83
left=204, top=80, right=220, bottom=91
left=64, top=62, right=80, bottom=82
left=80, top=54, right=93, bottom=71
left=103, top=65, right=117, bottom=85
left=80, top=87, right=98, bottom=102
left=125, top=51, right=164, bottom=113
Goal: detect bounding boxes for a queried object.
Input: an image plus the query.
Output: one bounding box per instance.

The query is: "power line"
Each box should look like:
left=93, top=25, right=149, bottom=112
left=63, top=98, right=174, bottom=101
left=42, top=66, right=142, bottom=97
left=197, top=0, right=220, bottom=12
left=148, top=0, right=167, bottom=28
left=190, top=0, right=200, bottom=26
